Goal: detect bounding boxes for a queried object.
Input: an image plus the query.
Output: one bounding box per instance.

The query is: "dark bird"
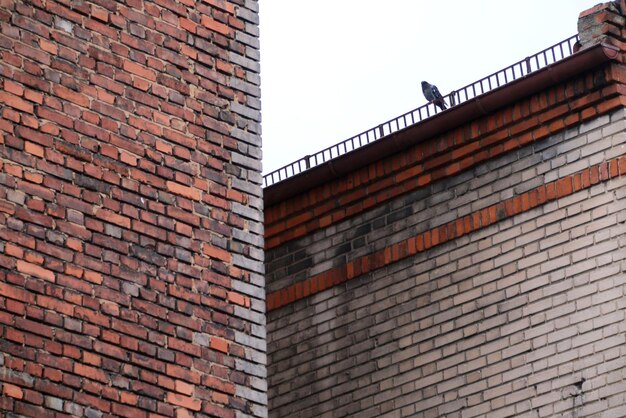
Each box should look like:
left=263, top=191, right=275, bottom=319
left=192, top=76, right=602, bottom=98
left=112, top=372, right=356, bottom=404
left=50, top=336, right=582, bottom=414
left=422, top=81, right=447, bottom=111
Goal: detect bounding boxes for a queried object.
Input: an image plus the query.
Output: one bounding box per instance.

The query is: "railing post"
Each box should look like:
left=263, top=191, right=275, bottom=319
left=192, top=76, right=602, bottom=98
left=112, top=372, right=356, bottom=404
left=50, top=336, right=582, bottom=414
left=449, top=90, right=456, bottom=107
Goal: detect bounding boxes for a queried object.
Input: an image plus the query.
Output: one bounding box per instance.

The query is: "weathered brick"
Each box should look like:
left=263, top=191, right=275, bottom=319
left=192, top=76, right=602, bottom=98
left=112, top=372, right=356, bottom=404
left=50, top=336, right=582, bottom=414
left=1, top=0, right=264, bottom=417
left=267, top=91, right=626, bottom=418
left=0, top=90, right=34, bottom=113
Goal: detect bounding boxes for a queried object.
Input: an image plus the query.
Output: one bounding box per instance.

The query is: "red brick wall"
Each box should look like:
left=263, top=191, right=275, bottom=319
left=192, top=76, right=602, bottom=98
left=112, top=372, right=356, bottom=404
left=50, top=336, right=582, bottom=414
left=0, top=1, right=265, bottom=417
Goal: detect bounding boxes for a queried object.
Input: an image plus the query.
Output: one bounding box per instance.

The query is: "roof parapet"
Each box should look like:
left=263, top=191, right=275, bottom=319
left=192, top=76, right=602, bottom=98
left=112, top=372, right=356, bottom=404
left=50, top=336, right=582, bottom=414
left=264, top=39, right=619, bottom=205
left=264, top=36, right=581, bottom=189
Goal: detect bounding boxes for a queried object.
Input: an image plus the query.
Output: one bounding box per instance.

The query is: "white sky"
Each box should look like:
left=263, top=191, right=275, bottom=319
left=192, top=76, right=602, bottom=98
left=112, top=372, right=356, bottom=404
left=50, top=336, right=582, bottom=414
left=258, top=0, right=598, bottom=175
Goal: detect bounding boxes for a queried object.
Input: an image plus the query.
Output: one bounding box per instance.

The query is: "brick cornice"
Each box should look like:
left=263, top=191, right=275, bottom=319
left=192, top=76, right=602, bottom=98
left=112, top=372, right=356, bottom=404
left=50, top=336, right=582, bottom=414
left=265, top=64, right=626, bottom=250
left=267, top=154, right=626, bottom=311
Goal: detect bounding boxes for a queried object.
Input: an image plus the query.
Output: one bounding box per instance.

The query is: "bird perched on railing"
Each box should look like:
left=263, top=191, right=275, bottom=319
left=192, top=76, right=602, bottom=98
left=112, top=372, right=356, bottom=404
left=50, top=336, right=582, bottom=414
left=421, top=81, right=447, bottom=111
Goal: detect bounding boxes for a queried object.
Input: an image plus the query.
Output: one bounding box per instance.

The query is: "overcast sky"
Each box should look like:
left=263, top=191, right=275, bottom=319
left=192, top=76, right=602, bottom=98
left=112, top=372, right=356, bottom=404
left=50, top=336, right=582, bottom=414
left=258, top=0, right=597, bottom=176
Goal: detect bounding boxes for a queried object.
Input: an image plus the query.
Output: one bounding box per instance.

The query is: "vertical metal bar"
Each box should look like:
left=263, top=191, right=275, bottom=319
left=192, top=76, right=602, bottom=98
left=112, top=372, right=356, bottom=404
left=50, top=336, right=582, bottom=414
left=567, top=38, right=573, bottom=54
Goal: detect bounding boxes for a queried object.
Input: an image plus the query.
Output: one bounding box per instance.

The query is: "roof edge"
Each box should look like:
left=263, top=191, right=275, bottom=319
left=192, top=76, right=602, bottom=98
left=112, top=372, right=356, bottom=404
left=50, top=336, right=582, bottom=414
left=264, top=43, right=619, bottom=206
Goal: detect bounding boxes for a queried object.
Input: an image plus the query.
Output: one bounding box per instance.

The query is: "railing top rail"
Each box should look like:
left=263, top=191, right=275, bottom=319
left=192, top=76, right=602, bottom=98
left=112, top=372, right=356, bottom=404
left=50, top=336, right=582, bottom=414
left=263, top=34, right=579, bottom=188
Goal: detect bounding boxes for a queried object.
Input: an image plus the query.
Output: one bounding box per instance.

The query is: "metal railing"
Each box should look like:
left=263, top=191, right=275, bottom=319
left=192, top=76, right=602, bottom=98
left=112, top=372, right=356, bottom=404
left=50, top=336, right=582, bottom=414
left=263, top=34, right=579, bottom=188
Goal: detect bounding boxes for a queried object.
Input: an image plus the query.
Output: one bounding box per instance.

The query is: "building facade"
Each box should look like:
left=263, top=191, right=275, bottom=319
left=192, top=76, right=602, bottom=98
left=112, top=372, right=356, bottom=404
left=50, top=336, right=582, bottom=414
left=0, top=1, right=265, bottom=417
left=265, top=2, right=626, bottom=417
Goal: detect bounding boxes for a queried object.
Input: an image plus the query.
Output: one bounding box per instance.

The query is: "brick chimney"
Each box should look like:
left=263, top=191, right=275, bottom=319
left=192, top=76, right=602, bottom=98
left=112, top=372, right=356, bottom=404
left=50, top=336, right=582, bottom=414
left=577, top=0, right=626, bottom=56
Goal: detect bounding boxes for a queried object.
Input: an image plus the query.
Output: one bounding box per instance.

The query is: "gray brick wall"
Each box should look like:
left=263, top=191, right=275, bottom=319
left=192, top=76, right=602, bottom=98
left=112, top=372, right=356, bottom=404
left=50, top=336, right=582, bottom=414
left=266, top=109, right=626, bottom=417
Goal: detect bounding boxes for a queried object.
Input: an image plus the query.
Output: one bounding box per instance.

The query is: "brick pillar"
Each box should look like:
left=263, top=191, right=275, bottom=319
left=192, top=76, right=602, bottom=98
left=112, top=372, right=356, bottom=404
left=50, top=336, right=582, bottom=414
left=0, top=1, right=265, bottom=417
left=577, top=0, right=626, bottom=54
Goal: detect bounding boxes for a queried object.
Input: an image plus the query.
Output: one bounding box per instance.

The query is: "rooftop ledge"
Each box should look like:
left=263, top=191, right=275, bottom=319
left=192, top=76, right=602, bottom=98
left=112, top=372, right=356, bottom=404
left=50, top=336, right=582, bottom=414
left=264, top=35, right=620, bottom=205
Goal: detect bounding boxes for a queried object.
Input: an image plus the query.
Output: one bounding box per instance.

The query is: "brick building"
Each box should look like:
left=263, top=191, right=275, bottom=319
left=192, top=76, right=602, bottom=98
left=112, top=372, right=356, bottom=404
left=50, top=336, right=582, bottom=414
left=265, top=2, right=626, bottom=417
left=0, top=1, right=265, bottom=417
left=2, top=0, right=626, bottom=417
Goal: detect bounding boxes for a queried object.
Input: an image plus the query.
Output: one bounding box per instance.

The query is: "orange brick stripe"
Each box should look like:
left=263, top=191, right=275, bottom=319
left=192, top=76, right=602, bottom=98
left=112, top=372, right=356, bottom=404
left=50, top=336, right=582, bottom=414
left=267, top=155, right=626, bottom=311
left=265, top=73, right=626, bottom=250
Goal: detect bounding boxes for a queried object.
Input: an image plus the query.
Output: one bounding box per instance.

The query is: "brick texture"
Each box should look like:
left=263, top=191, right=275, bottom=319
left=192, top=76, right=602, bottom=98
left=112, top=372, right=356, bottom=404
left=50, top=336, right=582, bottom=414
left=265, top=66, right=626, bottom=251
left=267, top=109, right=626, bottom=417
left=266, top=110, right=626, bottom=306
left=0, top=1, right=266, bottom=417
left=265, top=4, right=626, bottom=415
